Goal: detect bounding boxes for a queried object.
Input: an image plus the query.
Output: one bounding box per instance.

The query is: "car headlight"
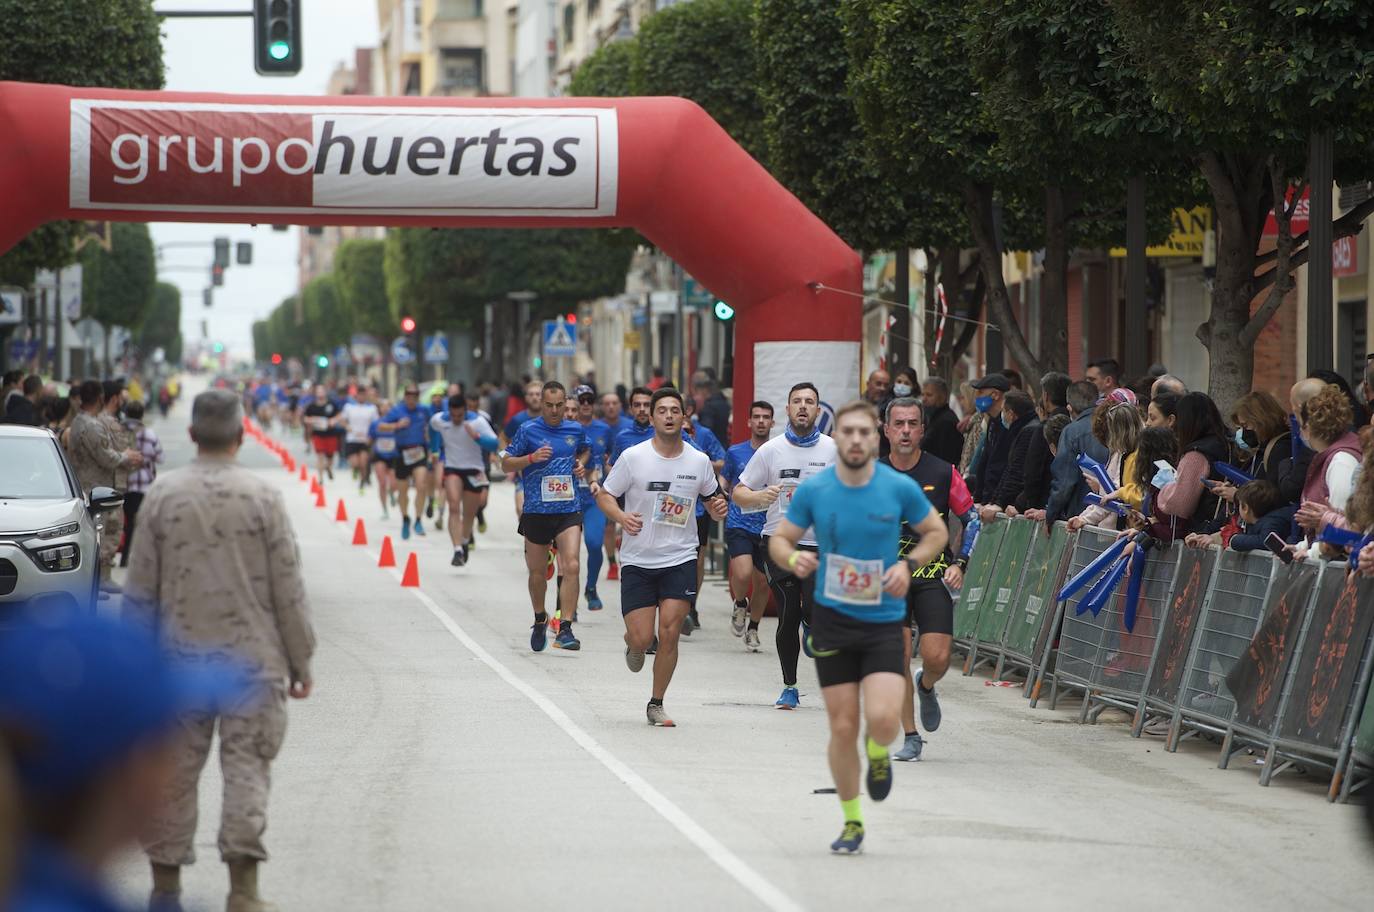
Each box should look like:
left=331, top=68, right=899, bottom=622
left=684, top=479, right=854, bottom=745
left=35, top=522, right=80, bottom=540
left=32, top=543, right=79, bottom=572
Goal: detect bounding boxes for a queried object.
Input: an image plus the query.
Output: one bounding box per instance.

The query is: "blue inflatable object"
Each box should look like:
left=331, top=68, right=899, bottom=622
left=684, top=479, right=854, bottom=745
left=1319, top=525, right=1373, bottom=570
left=1122, top=545, right=1148, bottom=632
left=1078, top=551, right=1131, bottom=617
left=1214, top=462, right=1256, bottom=487
left=1057, top=534, right=1132, bottom=604
left=1076, top=453, right=1115, bottom=496
left=1085, top=492, right=1129, bottom=516
left=960, top=516, right=981, bottom=559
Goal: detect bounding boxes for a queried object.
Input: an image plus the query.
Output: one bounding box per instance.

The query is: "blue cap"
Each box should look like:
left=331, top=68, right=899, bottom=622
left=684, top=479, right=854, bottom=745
left=573, top=385, right=596, bottom=400
left=0, top=613, right=256, bottom=794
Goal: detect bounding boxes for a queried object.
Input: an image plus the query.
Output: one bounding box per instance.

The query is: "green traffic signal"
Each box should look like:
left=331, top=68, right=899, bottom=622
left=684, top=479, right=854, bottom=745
left=713, top=300, right=735, bottom=321
left=316, top=355, right=329, bottom=368
left=269, top=41, right=290, bottom=60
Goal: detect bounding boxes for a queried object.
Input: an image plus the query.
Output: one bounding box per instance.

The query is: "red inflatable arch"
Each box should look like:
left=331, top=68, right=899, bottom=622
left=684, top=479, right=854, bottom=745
left=0, top=82, right=861, bottom=438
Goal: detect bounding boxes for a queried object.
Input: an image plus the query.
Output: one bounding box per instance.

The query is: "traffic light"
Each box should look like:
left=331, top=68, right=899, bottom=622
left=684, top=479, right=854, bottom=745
left=212, top=342, right=224, bottom=354
left=236, top=241, right=253, bottom=265
left=202, top=288, right=212, bottom=308
left=533, top=356, right=543, bottom=369
left=713, top=300, right=735, bottom=321
left=254, top=0, right=302, bottom=76
left=211, top=264, right=224, bottom=287
left=400, top=316, right=417, bottom=333
left=566, top=312, right=577, bottom=324
left=316, top=354, right=329, bottom=368
left=213, top=237, right=230, bottom=269
left=270, top=353, right=282, bottom=365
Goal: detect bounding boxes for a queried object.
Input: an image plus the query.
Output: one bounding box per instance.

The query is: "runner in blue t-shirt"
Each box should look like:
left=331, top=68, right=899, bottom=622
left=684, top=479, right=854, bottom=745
left=378, top=384, right=434, bottom=540
left=768, top=400, right=948, bottom=857
left=605, top=387, right=656, bottom=585
left=723, top=400, right=775, bottom=650
left=682, top=396, right=727, bottom=631
left=369, top=411, right=397, bottom=520
left=425, top=389, right=448, bottom=531
left=572, top=385, right=613, bottom=612
left=501, top=381, right=591, bottom=653
left=502, top=381, right=544, bottom=518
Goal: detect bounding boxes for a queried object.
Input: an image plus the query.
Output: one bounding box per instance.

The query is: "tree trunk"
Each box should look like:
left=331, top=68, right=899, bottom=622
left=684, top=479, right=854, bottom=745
left=962, top=182, right=1043, bottom=397
left=103, top=323, right=112, bottom=377
left=1039, top=183, right=1075, bottom=376
left=1197, top=152, right=1270, bottom=415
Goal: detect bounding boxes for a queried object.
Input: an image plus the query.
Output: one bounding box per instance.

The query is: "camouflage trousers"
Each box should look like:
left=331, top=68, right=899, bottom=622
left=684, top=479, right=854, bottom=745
left=143, top=685, right=288, bottom=865
left=97, top=508, right=123, bottom=572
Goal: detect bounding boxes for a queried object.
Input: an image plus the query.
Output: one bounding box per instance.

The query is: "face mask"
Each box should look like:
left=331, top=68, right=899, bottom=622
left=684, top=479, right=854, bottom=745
left=893, top=383, right=912, bottom=397
left=975, top=395, right=994, bottom=413
left=1235, top=428, right=1259, bottom=450
left=1001, top=412, right=1013, bottom=429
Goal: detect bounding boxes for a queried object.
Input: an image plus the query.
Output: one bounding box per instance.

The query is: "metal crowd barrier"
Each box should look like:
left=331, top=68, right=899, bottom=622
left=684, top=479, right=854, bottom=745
left=955, top=516, right=1374, bottom=802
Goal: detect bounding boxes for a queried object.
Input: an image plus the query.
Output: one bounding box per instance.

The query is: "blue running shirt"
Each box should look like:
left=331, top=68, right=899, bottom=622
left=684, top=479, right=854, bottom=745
left=785, top=463, right=933, bottom=623
left=578, top=418, right=612, bottom=508
left=505, top=418, right=590, bottom=515
left=724, top=440, right=766, bottom=534
left=611, top=421, right=654, bottom=465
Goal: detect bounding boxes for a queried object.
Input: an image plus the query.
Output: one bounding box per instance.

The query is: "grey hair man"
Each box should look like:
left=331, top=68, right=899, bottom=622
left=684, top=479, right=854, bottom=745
left=124, top=389, right=315, bottom=912
left=1150, top=374, right=1188, bottom=399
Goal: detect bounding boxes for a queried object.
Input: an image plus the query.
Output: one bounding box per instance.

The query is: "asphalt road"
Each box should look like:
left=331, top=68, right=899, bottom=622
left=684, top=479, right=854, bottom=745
left=110, top=379, right=1374, bottom=910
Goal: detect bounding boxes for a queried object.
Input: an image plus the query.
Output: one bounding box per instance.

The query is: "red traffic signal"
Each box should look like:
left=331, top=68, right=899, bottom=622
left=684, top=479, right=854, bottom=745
left=270, top=353, right=282, bottom=365
left=566, top=312, right=577, bottom=324
left=400, top=316, right=416, bottom=333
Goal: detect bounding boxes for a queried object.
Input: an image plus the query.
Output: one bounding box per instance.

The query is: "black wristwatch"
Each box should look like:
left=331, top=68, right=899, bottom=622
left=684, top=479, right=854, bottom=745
left=954, top=556, right=969, bottom=572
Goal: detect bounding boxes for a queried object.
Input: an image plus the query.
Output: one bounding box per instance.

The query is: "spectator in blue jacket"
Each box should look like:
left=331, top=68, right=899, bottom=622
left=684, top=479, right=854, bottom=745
left=1229, top=480, right=1296, bottom=552
left=1043, top=380, right=1110, bottom=523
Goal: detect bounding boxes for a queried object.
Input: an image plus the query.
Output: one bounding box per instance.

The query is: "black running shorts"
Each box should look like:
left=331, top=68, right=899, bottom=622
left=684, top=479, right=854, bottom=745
left=810, top=604, right=906, bottom=688
left=444, top=467, right=490, bottom=492
left=724, top=527, right=765, bottom=572
left=518, top=510, right=582, bottom=546
left=907, top=579, right=955, bottom=636
left=621, top=560, right=698, bottom=614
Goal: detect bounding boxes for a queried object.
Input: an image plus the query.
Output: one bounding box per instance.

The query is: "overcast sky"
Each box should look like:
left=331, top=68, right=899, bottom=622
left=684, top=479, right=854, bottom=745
left=151, top=0, right=379, bottom=358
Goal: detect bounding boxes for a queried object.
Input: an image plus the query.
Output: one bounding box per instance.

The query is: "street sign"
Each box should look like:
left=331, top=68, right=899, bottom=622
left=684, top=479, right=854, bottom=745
left=0, top=290, right=21, bottom=325
left=333, top=344, right=351, bottom=365
left=542, top=319, right=577, bottom=357
left=623, top=330, right=642, bottom=350
left=391, top=335, right=414, bottom=364
left=423, top=332, right=449, bottom=364
left=684, top=277, right=713, bottom=309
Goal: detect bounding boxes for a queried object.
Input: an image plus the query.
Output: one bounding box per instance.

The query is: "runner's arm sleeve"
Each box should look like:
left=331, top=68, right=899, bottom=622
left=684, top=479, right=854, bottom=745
left=736, top=447, right=768, bottom=491
left=473, top=417, right=499, bottom=452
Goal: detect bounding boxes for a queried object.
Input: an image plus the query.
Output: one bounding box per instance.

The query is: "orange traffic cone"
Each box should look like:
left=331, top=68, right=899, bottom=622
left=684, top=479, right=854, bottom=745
left=335, top=499, right=348, bottom=522
left=400, top=552, right=420, bottom=587
left=314, top=488, right=326, bottom=508
left=299, top=464, right=308, bottom=481
left=352, top=518, right=368, bottom=546
left=378, top=536, right=396, bottom=568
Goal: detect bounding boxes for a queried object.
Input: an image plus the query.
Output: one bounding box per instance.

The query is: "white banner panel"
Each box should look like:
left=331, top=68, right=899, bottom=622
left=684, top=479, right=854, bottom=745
left=753, top=340, right=860, bottom=437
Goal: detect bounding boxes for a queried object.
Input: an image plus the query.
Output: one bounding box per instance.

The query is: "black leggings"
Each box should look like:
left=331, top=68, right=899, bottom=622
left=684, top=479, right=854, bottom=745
left=763, top=539, right=817, bottom=686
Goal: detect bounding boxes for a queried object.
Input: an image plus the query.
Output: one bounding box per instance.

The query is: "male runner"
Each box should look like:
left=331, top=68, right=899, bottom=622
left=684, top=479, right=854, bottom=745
left=768, top=400, right=948, bottom=854
left=734, top=382, right=838, bottom=709
left=609, top=387, right=655, bottom=463
left=340, top=386, right=379, bottom=494
left=431, top=393, right=498, bottom=566
left=682, top=395, right=727, bottom=630
left=573, top=385, right=613, bottom=610
left=881, top=397, right=972, bottom=761
left=723, top=401, right=775, bottom=651
left=501, top=381, right=590, bottom=652
left=369, top=402, right=397, bottom=520
left=425, top=388, right=448, bottom=530
left=503, top=380, right=545, bottom=517
left=600, top=389, right=636, bottom=579
left=378, top=384, right=433, bottom=539
left=597, top=387, right=728, bottom=726
left=302, top=384, right=341, bottom=482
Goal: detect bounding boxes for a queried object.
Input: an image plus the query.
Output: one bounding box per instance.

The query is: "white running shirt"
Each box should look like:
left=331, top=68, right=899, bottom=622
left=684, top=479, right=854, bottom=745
left=601, top=439, right=720, bottom=570
left=736, top=433, right=837, bottom=545
left=430, top=410, right=497, bottom=471
left=341, top=402, right=379, bottom=444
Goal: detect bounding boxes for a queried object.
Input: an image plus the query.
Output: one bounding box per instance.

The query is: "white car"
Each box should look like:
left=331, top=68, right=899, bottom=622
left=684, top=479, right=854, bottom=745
left=0, top=424, right=124, bottom=613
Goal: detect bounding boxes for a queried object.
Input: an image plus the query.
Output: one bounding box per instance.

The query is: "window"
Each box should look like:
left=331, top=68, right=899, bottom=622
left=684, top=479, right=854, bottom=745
left=563, top=3, right=575, bottom=45
left=0, top=436, right=71, bottom=499
left=438, top=0, right=482, bottom=19
left=440, top=48, right=484, bottom=92
left=588, top=0, right=600, bottom=14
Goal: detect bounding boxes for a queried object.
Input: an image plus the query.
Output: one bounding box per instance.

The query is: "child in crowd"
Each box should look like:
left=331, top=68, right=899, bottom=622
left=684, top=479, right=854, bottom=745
left=1228, top=480, right=1294, bottom=552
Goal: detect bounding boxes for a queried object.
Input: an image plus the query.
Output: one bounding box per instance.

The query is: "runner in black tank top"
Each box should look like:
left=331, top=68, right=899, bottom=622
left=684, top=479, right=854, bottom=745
left=880, top=397, right=977, bottom=761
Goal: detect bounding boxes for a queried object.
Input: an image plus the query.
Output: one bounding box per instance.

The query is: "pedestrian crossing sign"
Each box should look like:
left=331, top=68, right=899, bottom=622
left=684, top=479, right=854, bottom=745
left=543, top=320, right=577, bottom=357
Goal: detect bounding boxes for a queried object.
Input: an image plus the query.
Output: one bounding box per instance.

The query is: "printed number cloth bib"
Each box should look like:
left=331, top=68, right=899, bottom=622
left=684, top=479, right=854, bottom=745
left=401, top=446, right=426, bottom=465
left=653, top=492, right=693, bottom=527
left=824, top=555, right=883, bottom=606
left=542, top=475, right=575, bottom=502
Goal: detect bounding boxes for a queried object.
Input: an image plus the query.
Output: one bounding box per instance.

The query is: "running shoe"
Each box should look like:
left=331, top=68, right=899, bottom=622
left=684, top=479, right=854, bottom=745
left=607, top=560, right=619, bottom=581
left=625, top=645, right=646, bottom=673
left=586, top=588, right=604, bottom=611
left=466, top=537, right=476, bottom=550
left=914, top=669, right=942, bottom=732
left=801, top=619, right=815, bottom=658
left=530, top=621, right=548, bottom=652
left=435, top=513, right=443, bottom=531
left=554, top=625, right=581, bottom=651
left=545, top=547, right=556, bottom=581
left=775, top=686, right=799, bottom=710
left=414, top=519, right=426, bottom=536
left=744, top=628, right=761, bottom=652
left=401, top=516, right=411, bottom=540
left=894, top=732, right=925, bottom=762
left=451, top=549, right=463, bottom=567
left=646, top=636, right=659, bottom=655
left=830, top=821, right=864, bottom=855
left=680, top=615, right=692, bottom=637
left=457, top=546, right=469, bottom=567
left=425, top=498, right=435, bottom=519
left=381, top=506, right=389, bottom=520
left=866, top=749, right=893, bottom=801
left=358, top=481, right=366, bottom=496
left=646, top=702, right=676, bottom=727
left=731, top=602, right=748, bottom=637
left=477, top=513, right=487, bottom=534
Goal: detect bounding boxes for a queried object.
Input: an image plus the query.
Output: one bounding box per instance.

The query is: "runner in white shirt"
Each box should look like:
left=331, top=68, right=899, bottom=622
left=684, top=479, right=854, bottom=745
left=597, top=387, right=728, bottom=727
left=431, top=394, right=499, bottom=567
left=733, top=381, right=838, bottom=710
left=340, top=388, right=380, bottom=495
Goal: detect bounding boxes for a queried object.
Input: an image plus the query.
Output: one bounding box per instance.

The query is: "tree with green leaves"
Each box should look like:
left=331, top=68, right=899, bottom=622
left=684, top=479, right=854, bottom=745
left=334, top=238, right=394, bottom=340
left=1111, top=0, right=1374, bottom=407
left=634, top=0, right=768, bottom=161
left=252, top=319, right=269, bottom=364
left=265, top=298, right=305, bottom=361
left=568, top=37, right=639, bottom=97
left=140, top=282, right=183, bottom=366
left=301, top=275, right=350, bottom=356
left=82, top=222, right=156, bottom=374
left=0, top=0, right=163, bottom=285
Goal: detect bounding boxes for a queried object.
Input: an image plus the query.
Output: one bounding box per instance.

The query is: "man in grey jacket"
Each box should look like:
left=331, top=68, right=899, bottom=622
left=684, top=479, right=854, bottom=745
left=1040, top=380, right=1109, bottom=523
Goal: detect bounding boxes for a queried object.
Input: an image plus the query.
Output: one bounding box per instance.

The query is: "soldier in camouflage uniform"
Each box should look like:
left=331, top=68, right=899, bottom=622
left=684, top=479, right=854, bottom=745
left=65, top=379, right=141, bottom=594
left=124, top=389, right=315, bottom=912
left=98, top=379, right=134, bottom=584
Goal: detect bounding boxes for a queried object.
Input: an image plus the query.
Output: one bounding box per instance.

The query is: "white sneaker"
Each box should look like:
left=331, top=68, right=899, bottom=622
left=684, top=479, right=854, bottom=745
left=730, top=603, right=748, bottom=637
left=744, top=628, right=760, bottom=652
